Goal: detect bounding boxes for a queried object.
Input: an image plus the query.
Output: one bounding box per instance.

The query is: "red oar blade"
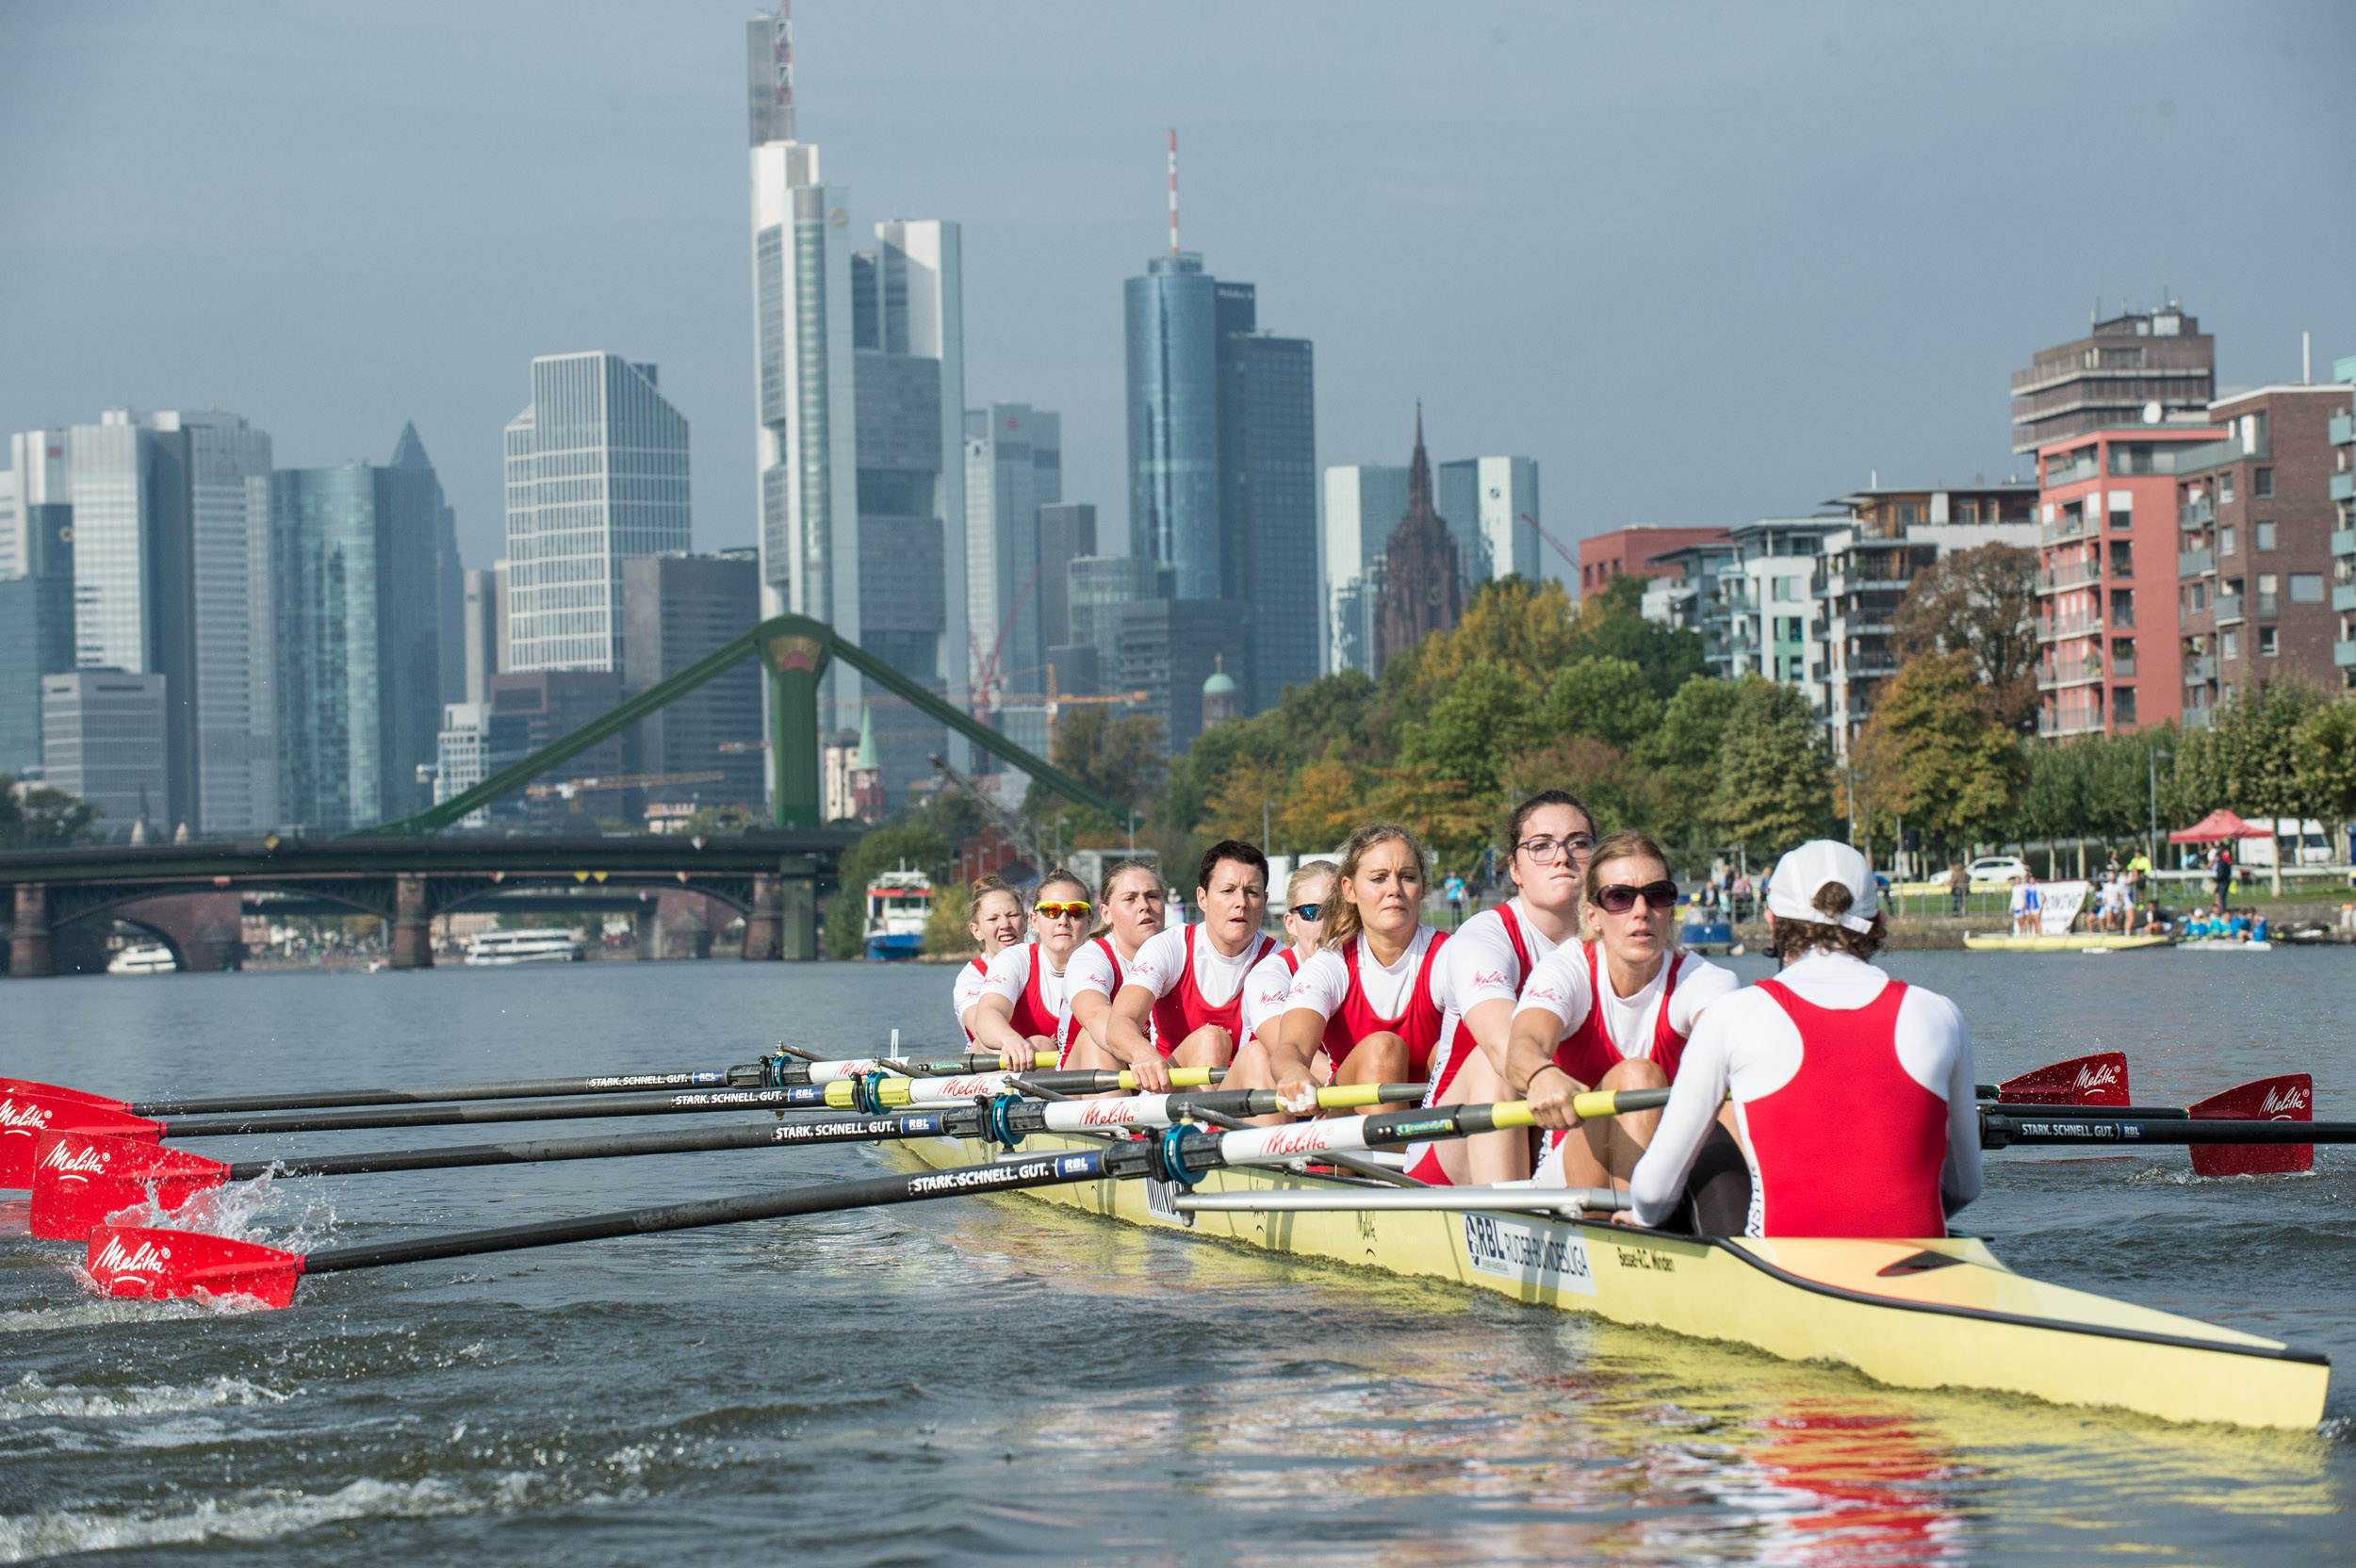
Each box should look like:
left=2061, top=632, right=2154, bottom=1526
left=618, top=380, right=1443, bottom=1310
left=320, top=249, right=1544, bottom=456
left=0, top=1079, right=127, bottom=1112
left=2188, top=1073, right=2313, bottom=1177
left=29, top=1134, right=230, bottom=1243
left=85, top=1225, right=304, bottom=1310
left=0, top=1094, right=163, bottom=1189
left=1995, top=1052, right=2131, bottom=1106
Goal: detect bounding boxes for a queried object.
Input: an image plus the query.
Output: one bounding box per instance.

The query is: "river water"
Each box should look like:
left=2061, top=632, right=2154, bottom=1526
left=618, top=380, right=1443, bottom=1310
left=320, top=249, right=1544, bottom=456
left=1, top=949, right=2349, bottom=1564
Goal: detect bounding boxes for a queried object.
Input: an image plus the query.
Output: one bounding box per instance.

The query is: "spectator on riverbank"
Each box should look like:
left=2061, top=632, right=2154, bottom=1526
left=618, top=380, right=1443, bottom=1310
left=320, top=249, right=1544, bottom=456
left=2010, top=874, right=2042, bottom=936
left=1947, top=861, right=1969, bottom=915
left=2212, top=844, right=2235, bottom=913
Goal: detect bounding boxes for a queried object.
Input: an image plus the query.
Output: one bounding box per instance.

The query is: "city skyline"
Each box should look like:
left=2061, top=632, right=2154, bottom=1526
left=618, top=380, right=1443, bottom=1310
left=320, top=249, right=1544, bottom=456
left=6, top=2, right=2348, bottom=581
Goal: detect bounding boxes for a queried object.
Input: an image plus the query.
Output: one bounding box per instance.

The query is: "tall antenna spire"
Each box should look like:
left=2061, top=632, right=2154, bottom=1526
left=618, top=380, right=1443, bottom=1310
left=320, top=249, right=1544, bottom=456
left=774, top=3, right=796, bottom=142
left=1168, top=128, right=1179, bottom=257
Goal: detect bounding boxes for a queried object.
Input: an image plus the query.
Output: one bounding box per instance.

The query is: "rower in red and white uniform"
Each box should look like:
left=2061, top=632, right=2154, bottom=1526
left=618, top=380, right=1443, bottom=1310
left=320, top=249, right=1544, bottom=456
left=1227, top=860, right=1334, bottom=1125
left=1411, top=791, right=1594, bottom=1184
left=1259, top=823, right=1451, bottom=1113
left=1505, top=829, right=1738, bottom=1192
left=969, top=871, right=1094, bottom=1065
left=1625, top=841, right=1980, bottom=1237
left=953, top=876, right=1026, bottom=1046
left=1058, top=858, right=1168, bottom=1069
left=1091, top=841, right=1275, bottom=1094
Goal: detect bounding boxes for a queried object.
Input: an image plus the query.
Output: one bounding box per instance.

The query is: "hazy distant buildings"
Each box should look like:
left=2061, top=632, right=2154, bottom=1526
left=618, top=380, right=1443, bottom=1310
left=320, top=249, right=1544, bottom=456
left=1220, top=325, right=1317, bottom=710
left=392, top=421, right=466, bottom=708
left=272, top=446, right=445, bottom=831
left=460, top=567, right=499, bottom=706
left=503, top=353, right=689, bottom=675
left=483, top=670, right=625, bottom=829
left=1321, top=464, right=1408, bottom=678
left=964, top=404, right=1060, bottom=711
left=1372, top=414, right=1464, bottom=673
left=41, top=669, right=166, bottom=841
left=0, top=498, right=73, bottom=776
left=2011, top=302, right=2216, bottom=455
left=621, top=550, right=765, bottom=810
left=1579, top=525, right=1731, bottom=600
left=1436, top=456, right=1544, bottom=587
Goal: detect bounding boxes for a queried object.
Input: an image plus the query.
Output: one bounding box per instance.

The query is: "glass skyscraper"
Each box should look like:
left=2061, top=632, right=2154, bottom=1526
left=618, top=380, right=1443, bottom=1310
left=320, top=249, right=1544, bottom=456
left=502, top=353, right=691, bottom=675
left=274, top=451, right=447, bottom=831
left=1126, top=254, right=1224, bottom=601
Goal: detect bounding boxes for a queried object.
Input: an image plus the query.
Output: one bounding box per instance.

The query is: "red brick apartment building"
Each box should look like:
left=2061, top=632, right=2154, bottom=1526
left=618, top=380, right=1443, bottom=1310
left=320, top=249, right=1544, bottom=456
left=1579, top=525, right=1728, bottom=598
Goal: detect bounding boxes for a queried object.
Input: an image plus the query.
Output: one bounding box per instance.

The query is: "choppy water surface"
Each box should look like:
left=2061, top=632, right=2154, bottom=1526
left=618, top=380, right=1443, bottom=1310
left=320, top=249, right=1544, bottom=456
left=1, top=949, right=2349, bottom=1563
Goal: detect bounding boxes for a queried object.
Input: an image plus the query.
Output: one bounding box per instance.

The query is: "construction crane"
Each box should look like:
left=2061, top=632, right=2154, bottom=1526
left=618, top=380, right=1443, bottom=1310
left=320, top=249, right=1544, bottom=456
left=1521, top=513, right=1584, bottom=581
left=989, top=665, right=1148, bottom=756
left=967, top=561, right=1044, bottom=725
left=525, top=770, right=727, bottom=800
left=926, top=752, right=1045, bottom=884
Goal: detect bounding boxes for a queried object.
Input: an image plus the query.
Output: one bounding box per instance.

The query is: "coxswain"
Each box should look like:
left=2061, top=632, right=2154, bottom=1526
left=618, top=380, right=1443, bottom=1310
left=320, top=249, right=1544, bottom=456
left=1227, top=859, right=1334, bottom=1123
left=1625, top=840, right=1980, bottom=1237
left=1504, top=829, right=1738, bottom=1192
left=969, top=870, right=1094, bottom=1066
left=1410, top=791, right=1595, bottom=1183
left=1059, top=858, right=1169, bottom=1068
left=1268, top=823, right=1450, bottom=1112
left=1092, top=841, right=1276, bottom=1095
left=953, top=875, right=1025, bottom=1046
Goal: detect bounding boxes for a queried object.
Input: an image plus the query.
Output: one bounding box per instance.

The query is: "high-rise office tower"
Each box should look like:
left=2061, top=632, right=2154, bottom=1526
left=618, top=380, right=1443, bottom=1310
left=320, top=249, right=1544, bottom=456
left=59, top=408, right=276, bottom=833
left=964, top=404, right=1060, bottom=717
left=0, top=496, right=74, bottom=776
left=272, top=451, right=445, bottom=831
left=41, top=669, right=168, bottom=841
left=621, top=550, right=765, bottom=810
left=1320, top=464, right=1409, bottom=678
left=392, top=421, right=466, bottom=707
left=502, top=353, right=691, bottom=674
left=1221, top=323, right=1317, bottom=710
left=1436, top=456, right=1544, bottom=587
left=1038, top=502, right=1096, bottom=653
left=851, top=220, right=963, bottom=801
left=460, top=567, right=499, bottom=705
left=1, top=430, right=69, bottom=580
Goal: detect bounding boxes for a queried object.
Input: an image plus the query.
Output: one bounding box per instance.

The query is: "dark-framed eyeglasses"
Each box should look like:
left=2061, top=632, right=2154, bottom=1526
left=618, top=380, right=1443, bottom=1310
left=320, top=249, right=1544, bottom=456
left=1033, top=900, right=1092, bottom=920
left=1517, top=834, right=1597, bottom=865
left=1288, top=902, right=1325, bottom=922
left=1593, top=880, right=1678, bottom=915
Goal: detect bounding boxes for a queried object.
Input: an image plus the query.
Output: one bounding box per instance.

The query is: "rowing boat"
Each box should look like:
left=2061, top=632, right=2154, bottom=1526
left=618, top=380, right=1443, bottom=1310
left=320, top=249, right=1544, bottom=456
left=1962, top=933, right=2169, bottom=952
left=895, top=1129, right=2329, bottom=1429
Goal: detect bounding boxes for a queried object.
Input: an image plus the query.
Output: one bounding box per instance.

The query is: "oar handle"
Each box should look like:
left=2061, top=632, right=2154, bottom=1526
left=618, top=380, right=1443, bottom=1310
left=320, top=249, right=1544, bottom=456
left=1569, top=1087, right=1671, bottom=1120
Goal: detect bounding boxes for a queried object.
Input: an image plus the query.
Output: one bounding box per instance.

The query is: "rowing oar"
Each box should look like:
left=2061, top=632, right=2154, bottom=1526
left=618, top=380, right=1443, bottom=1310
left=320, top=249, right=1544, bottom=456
left=1982, top=1071, right=2318, bottom=1175
left=27, top=1082, right=1426, bottom=1242
left=803, top=1068, right=1226, bottom=1113
left=83, top=1100, right=1541, bottom=1309
left=1974, top=1052, right=2131, bottom=1106
left=1982, top=1114, right=2352, bottom=1148
left=0, top=1050, right=1058, bottom=1119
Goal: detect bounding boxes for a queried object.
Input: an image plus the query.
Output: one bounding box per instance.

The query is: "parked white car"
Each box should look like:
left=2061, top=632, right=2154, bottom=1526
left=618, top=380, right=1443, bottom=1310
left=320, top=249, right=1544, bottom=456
left=1966, top=856, right=2030, bottom=885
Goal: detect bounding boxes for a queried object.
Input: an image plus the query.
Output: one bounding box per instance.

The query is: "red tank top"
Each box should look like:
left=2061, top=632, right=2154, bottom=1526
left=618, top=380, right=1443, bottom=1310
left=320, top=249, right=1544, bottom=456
left=1425, top=904, right=1535, bottom=1104
left=1551, top=940, right=1690, bottom=1088
left=1149, top=927, right=1277, bottom=1056
left=1324, top=931, right=1451, bottom=1079
left=1055, top=937, right=1133, bottom=1069
left=1744, top=977, right=1947, bottom=1238
left=1005, top=947, right=1067, bottom=1045
left=958, top=956, right=990, bottom=1044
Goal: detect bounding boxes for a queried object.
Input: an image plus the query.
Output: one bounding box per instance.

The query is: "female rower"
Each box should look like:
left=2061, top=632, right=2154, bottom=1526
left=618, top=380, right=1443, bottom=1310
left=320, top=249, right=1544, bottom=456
left=970, top=871, right=1094, bottom=1066
left=1504, top=829, right=1738, bottom=1192
left=1060, top=858, right=1169, bottom=1070
left=953, top=875, right=1025, bottom=1046
left=1626, top=841, right=1979, bottom=1237
left=1098, top=841, right=1275, bottom=1094
left=1226, top=860, right=1333, bottom=1126
left=1410, top=791, right=1595, bottom=1184
left=1268, top=823, right=1450, bottom=1112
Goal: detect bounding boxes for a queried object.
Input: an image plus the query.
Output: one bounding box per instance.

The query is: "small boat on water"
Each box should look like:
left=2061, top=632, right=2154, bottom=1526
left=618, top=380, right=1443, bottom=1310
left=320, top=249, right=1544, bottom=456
left=2178, top=939, right=2272, bottom=953
left=105, top=943, right=176, bottom=975
left=1678, top=917, right=1734, bottom=954
left=895, top=1130, right=2328, bottom=1429
left=463, top=929, right=585, bottom=966
left=1964, top=933, right=2170, bottom=952
left=863, top=867, right=933, bottom=961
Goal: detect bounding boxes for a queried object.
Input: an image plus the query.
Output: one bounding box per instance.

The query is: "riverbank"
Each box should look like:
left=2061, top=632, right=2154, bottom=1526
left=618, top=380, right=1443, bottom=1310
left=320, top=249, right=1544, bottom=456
left=1726, top=900, right=2356, bottom=950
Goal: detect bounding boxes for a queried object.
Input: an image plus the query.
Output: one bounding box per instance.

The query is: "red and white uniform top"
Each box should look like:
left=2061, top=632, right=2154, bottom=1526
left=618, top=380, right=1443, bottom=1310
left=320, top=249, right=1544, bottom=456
left=1285, top=925, right=1453, bottom=1081
left=1054, top=936, right=1135, bottom=1066
left=1123, top=923, right=1277, bottom=1057
left=977, top=941, right=1083, bottom=1054
left=952, top=956, right=993, bottom=1044
left=1420, top=899, right=1566, bottom=1103
left=1625, top=951, right=1981, bottom=1236
left=1241, top=946, right=1306, bottom=1042
left=1516, top=940, right=1739, bottom=1091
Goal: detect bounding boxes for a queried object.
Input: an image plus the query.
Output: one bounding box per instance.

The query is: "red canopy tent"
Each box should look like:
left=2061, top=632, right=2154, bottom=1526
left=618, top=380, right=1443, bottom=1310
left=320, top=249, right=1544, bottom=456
left=2168, top=808, right=2273, bottom=844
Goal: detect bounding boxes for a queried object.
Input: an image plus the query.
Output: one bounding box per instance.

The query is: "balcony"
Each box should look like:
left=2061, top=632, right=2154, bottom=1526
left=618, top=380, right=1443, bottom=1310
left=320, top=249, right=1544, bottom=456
left=2335, top=584, right=2356, bottom=612
left=2040, top=514, right=2086, bottom=545
left=2332, top=412, right=2353, bottom=447
left=2333, top=528, right=2356, bottom=557
left=2046, top=454, right=2102, bottom=487
left=2338, top=641, right=2356, bottom=669
left=2184, top=703, right=2215, bottom=729
left=2185, top=655, right=2217, bottom=682
left=2179, top=548, right=2215, bottom=578
left=2111, top=653, right=2136, bottom=678
left=2214, top=592, right=2244, bottom=625
left=2180, top=498, right=2216, bottom=528
left=2334, top=473, right=2355, bottom=502
left=2036, top=613, right=2102, bottom=643
left=2037, top=560, right=2102, bottom=591
left=2037, top=658, right=2105, bottom=691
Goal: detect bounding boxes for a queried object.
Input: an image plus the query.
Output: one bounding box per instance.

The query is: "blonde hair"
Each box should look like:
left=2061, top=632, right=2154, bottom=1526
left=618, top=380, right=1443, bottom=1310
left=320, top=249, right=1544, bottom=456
left=1035, top=867, right=1088, bottom=903
left=1092, top=858, right=1165, bottom=939
left=1579, top=829, right=1674, bottom=910
left=1325, top=823, right=1429, bottom=953
left=1284, top=859, right=1335, bottom=907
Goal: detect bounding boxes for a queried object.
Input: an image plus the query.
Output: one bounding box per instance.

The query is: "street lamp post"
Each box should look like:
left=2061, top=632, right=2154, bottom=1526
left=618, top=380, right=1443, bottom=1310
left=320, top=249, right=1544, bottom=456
left=2148, top=745, right=2173, bottom=869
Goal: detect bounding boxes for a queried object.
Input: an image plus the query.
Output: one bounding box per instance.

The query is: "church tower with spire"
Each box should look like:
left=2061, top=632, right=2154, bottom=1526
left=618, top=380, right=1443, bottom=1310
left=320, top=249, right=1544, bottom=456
left=1372, top=405, right=1464, bottom=673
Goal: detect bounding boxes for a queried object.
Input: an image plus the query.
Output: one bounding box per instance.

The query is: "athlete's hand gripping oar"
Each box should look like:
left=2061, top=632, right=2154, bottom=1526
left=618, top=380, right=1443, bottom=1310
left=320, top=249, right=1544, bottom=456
left=0, top=1050, right=1057, bottom=1119
left=807, top=1067, right=1227, bottom=1114
left=30, top=1084, right=1425, bottom=1242
left=83, top=1099, right=1541, bottom=1309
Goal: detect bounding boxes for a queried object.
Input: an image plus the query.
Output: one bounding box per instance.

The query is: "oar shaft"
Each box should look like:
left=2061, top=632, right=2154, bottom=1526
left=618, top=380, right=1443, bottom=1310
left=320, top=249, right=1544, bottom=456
left=160, top=1086, right=801, bottom=1140
left=1983, top=1115, right=2350, bottom=1148
left=1978, top=1102, right=2189, bottom=1120
left=218, top=1116, right=922, bottom=1181
left=301, top=1149, right=1114, bottom=1276
left=128, top=1068, right=748, bottom=1118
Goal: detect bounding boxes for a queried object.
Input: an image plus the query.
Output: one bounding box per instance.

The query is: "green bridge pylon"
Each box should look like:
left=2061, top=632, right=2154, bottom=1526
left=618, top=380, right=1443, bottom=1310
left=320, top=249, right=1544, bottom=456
left=357, top=614, right=1139, bottom=838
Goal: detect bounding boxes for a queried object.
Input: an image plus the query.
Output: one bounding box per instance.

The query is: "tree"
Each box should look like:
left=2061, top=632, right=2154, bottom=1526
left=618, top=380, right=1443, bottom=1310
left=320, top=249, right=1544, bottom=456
left=1278, top=753, right=1366, bottom=852
left=1361, top=767, right=1492, bottom=872
left=0, top=779, right=101, bottom=849
left=1708, top=678, right=1832, bottom=858
left=1025, top=708, right=1165, bottom=821
left=1202, top=753, right=1295, bottom=848
left=1544, top=656, right=1661, bottom=751
left=1565, top=575, right=1707, bottom=701
left=1852, top=653, right=2024, bottom=851
left=1635, top=675, right=1742, bottom=850
left=1501, top=737, right=1664, bottom=841
left=2293, top=697, right=2356, bottom=858
left=1399, top=658, right=1546, bottom=798
left=1893, top=543, right=2039, bottom=733
left=824, top=822, right=953, bottom=959
left=2177, top=679, right=2330, bottom=894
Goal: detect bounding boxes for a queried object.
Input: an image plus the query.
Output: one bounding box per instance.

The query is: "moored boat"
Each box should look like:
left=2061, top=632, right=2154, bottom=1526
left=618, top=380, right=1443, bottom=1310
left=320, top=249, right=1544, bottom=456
left=863, top=867, right=933, bottom=961
left=105, top=942, right=177, bottom=975
left=463, top=929, right=585, bottom=966
left=895, top=1129, right=2329, bottom=1429
left=1964, top=933, right=2169, bottom=952
left=2177, top=939, right=2272, bottom=952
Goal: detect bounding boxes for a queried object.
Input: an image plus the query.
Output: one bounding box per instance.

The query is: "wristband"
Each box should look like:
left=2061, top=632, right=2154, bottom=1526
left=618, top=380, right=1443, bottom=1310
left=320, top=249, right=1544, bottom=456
left=1522, top=1062, right=1568, bottom=1097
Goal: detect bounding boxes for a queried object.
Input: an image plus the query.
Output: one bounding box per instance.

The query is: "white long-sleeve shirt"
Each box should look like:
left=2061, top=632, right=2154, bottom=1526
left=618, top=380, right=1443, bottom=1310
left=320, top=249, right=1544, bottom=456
left=1624, top=952, right=1982, bottom=1233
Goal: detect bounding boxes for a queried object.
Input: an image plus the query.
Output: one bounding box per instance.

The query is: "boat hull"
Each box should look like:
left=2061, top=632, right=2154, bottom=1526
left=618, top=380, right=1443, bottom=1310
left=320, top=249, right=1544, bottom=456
left=896, top=1131, right=2328, bottom=1429
left=1963, top=933, right=2170, bottom=952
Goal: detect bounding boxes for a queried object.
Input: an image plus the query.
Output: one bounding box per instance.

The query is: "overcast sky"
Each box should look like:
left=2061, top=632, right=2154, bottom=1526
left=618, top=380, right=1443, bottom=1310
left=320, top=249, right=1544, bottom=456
left=4, top=1, right=2351, bottom=576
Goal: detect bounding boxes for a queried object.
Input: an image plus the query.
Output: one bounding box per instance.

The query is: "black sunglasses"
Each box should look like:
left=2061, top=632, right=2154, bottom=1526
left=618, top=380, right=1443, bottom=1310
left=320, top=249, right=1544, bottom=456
left=1593, top=880, right=1678, bottom=915
left=1289, top=903, right=1325, bottom=921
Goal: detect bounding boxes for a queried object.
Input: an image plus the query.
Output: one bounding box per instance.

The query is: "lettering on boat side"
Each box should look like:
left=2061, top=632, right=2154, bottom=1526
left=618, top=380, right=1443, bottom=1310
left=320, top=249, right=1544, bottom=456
left=1464, top=1214, right=1595, bottom=1296
left=1613, top=1247, right=1677, bottom=1272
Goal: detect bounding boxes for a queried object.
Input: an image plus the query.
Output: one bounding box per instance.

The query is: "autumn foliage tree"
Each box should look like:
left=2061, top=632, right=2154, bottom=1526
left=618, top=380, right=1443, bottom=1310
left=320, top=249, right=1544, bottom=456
left=1893, top=543, right=2039, bottom=734
left=1852, top=652, right=2025, bottom=854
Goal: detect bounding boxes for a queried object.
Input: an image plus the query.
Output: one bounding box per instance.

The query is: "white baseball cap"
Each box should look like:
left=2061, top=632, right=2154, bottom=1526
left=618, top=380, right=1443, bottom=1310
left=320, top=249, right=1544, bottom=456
left=1764, top=840, right=1879, bottom=934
